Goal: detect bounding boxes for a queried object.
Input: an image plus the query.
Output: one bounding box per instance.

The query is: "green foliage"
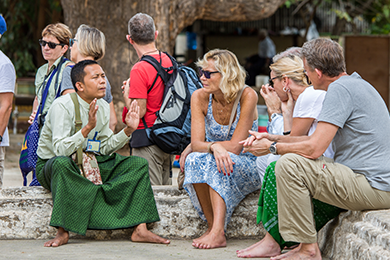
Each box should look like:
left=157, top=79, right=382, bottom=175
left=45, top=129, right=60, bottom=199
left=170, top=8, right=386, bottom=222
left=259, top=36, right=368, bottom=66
left=366, top=0, right=390, bottom=34
left=0, top=0, right=63, bottom=78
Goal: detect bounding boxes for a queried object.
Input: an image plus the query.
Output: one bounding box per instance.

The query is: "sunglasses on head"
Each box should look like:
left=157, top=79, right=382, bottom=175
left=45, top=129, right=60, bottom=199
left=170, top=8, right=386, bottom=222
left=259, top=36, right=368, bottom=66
left=199, top=69, right=220, bottom=79
left=39, top=39, right=65, bottom=49
left=268, top=75, right=281, bottom=88
left=69, top=38, right=78, bottom=47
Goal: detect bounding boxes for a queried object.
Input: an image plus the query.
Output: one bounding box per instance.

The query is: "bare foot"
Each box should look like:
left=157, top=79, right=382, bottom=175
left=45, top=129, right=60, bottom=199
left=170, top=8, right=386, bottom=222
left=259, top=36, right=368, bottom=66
left=236, top=239, right=263, bottom=254
left=131, top=223, right=170, bottom=244
left=193, top=228, right=211, bottom=244
left=192, top=230, right=226, bottom=249
left=271, top=243, right=321, bottom=260
left=44, top=227, right=69, bottom=247
left=236, top=232, right=281, bottom=258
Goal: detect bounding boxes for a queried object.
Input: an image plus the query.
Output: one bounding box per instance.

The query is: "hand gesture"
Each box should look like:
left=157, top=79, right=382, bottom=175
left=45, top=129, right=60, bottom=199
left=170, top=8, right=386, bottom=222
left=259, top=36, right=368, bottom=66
left=242, top=138, right=272, bottom=157
left=239, top=130, right=269, bottom=147
left=87, top=98, right=98, bottom=130
left=122, top=78, right=130, bottom=106
left=124, top=99, right=140, bottom=133
left=28, top=110, right=37, bottom=124
left=281, top=89, right=294, bottom=117
left=211, top=143, right=235, bottom=176
left=260, top=84, right=281, bottom=115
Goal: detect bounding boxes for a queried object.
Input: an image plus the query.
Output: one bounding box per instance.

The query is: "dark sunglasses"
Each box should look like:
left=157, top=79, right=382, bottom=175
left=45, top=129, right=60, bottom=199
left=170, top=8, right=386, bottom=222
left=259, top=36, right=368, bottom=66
left=199, top=69, right=220, bottom=79
left=39, top=39, right=65, bottom=49
left=69, top=38, right=78, bottom=47
left=268, top=75, right=281, bottom=88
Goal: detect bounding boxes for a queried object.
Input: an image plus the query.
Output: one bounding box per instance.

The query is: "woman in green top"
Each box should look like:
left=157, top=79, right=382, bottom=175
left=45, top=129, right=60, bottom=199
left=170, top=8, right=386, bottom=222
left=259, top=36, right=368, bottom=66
left=28, top=23, right=73, bottom=125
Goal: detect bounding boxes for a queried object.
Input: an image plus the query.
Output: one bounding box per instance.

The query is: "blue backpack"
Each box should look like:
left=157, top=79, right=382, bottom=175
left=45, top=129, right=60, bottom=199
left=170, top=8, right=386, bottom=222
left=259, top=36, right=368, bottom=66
left=130, top=52, right=202, bottom=154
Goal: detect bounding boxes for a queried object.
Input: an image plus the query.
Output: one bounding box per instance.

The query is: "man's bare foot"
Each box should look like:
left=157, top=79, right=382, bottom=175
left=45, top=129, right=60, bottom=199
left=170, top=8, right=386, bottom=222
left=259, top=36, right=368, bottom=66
left=193, top=228, right=211, bottom=244
left=271, top=243, right=321, bottom=260
left=236, top=232, right=281, bottom=258
left=131, top=223, right=170, bottom=244
left=44, top=227, right=69, bottom=247
left=236, top=240, right=263, bottom=254
left=192, top=230, right=226, bottom=249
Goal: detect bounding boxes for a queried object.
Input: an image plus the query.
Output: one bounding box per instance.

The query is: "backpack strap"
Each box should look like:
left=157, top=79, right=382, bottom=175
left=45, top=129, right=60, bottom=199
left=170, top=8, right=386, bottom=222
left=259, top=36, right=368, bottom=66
left=141, top=51, right=171, bottom=93
left=139, top=51, right=172, bottom=128
left=54, top=57, right=69, bottom=98
left=70, top=92, right=84, bottom=173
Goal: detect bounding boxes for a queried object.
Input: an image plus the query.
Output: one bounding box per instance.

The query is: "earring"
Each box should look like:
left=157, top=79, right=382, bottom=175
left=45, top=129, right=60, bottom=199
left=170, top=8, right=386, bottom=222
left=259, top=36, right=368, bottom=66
left=283, top=86, right=288, bottom=92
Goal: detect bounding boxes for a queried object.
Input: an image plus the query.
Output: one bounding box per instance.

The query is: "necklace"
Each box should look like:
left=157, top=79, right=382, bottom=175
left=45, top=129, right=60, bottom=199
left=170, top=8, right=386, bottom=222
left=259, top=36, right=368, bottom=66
left=141, top=49, right=158, bottom=57
left=213, top=96, right=230, bottom=130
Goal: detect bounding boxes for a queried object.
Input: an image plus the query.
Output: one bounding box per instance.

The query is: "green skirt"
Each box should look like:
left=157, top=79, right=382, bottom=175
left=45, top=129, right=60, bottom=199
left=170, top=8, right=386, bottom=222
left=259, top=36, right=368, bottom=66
left=257, top=161, right=344, bottom=248
left=36, top=154, right=160, bottom=236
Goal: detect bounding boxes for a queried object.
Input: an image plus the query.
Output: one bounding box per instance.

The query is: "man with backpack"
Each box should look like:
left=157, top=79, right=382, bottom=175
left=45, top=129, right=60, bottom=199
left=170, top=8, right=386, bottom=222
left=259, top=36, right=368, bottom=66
left=122, top=13, right=174, bottom=186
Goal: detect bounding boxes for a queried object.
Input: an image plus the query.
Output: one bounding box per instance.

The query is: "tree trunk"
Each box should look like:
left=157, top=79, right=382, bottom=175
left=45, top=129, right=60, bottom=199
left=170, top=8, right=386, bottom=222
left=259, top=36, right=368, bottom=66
left=60, top=0, right=286, bottom=127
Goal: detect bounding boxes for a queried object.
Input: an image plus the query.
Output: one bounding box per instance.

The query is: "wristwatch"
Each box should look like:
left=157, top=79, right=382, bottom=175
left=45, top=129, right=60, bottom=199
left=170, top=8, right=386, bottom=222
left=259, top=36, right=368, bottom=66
left=269, top=141, right=278, bottom=155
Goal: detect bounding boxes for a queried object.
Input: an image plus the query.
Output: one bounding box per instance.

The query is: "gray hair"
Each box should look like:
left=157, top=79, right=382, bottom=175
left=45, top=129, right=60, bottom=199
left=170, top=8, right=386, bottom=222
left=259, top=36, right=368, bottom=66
left=128, top=13, right=156, bottom=45
left=273, top=47, right=302, bottom=63
left=302, top=38, right=346, bottom=77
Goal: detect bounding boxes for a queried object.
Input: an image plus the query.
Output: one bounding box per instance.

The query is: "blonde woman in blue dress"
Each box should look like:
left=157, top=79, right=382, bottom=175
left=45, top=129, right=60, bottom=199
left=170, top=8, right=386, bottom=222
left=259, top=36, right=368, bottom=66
left=181, top=49, right=262, bottom=249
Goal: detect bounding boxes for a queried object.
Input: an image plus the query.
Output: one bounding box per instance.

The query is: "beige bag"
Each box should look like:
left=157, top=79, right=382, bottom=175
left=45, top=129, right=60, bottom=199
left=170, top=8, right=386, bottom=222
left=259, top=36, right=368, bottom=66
left=70, top=93, right=103, bottom=185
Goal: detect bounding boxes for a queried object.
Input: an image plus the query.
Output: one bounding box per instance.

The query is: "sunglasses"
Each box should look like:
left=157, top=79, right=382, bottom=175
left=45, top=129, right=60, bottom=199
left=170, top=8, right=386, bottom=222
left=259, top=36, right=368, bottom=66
left=303, top=70, right=312, bottom=85
left=199, top=69, right=220, bottom=79
left=268, top=75, right=281, bottom=88
left=69, top=38, right=78, bottom=47
left=39, top=39, right=65, bottom=49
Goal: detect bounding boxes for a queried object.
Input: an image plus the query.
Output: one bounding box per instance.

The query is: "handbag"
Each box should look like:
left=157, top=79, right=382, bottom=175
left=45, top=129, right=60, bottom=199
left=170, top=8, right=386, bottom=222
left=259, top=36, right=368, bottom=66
left=70, top=93, right=103, bottom=185
left=177, top=85, right=248, bottom=189
left=19, top=58, right=66, bottom=186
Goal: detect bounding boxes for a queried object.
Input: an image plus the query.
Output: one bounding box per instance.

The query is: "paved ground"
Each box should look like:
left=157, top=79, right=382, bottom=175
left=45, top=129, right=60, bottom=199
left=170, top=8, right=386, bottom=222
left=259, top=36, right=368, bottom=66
left=0, top=239, right=276, bottom=260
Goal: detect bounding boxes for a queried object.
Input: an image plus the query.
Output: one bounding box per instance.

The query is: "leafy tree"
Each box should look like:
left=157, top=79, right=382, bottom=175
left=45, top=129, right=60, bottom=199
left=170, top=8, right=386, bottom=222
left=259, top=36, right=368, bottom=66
left=0, top=0, right=63, bottom=78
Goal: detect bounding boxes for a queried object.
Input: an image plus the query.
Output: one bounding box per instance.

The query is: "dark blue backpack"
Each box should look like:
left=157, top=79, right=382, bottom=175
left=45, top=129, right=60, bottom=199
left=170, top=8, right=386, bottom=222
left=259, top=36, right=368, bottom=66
left=130, top=52, right=202, bottom=154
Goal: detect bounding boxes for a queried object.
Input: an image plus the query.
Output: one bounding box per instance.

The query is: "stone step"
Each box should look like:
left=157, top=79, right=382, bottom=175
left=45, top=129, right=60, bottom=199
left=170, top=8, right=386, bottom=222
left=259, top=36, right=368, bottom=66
left=319, top=210, right=390, bottom=260
left=0, top=186, right=264, bottom=240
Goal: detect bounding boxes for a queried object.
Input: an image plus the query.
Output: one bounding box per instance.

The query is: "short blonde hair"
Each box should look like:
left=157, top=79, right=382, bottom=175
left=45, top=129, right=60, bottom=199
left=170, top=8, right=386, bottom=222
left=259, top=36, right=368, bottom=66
left=42, top=23, right=72, bottom=45
left=75, top=24, right=106, bottom=61
left=270, top=55, right=309, bottom=87
left=196, top=49, right=246, bottom=103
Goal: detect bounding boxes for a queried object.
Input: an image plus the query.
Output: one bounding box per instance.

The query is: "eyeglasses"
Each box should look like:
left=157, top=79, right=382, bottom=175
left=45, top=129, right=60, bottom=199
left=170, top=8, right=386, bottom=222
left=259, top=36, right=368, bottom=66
left=39, top=39, right=65, bottom=49
left=268, top=75, right=281, bottom=88
left=303, top=70, right=312, bottom=85
left=199, top=69, right=220, bottom=79
left=69, top=38, right=78, bottom=47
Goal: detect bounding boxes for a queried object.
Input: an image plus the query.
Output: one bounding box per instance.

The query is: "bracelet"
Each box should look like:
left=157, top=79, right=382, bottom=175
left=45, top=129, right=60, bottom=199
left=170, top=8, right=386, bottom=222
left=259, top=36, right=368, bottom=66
left=283, top=131, right=291, bottom=135
left=207, top=142, right=216, bottom=154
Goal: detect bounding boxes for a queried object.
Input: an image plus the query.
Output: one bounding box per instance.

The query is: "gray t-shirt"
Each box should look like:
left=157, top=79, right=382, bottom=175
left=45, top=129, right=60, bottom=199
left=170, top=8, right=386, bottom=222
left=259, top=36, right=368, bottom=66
left=60, top=66, right=113, bottom=103
left=318, top=72, right=390, bottom=191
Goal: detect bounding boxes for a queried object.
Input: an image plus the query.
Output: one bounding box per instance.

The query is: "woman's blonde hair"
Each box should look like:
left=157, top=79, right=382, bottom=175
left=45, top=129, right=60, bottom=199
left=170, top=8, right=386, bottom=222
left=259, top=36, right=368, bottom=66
left=42, top=23, right=72, bottom=45
left=196, top=49, right=246, bottom=103
left=75, top=24, right=106, bottom=61
left=270, top=55, right=310, bottom=87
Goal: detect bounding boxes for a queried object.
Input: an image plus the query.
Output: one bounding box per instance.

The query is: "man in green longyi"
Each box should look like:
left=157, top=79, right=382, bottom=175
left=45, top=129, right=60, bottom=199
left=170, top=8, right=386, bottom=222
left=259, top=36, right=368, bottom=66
left=36, top=59, right=170, bottom=247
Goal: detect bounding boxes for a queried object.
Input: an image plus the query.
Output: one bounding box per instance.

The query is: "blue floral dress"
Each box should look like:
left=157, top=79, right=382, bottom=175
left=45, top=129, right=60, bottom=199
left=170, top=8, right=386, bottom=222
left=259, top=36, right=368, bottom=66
left=184, top=95, right=262, bottom=229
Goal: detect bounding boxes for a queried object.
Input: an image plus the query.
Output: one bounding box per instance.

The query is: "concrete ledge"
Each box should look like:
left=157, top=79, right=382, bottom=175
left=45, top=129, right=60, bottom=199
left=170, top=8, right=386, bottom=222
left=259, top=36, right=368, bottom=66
left=319, top=210, right=390, bottom=259
left=3, top=186, right=390, bottom=260
left=0, top=187, right=264, bottom=240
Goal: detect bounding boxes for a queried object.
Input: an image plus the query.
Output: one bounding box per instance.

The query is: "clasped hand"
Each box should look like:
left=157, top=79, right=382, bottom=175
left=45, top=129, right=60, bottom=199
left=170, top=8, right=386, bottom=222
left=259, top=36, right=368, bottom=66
left=240, top=130, right=273, bottom=157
